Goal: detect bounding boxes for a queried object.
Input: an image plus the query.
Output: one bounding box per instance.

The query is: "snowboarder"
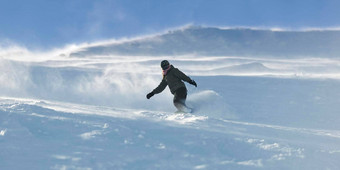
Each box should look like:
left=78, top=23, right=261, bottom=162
left=146, top=60, right=197, bottom=112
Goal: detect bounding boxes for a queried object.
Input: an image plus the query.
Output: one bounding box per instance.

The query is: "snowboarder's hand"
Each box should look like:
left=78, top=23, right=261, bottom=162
left=146, top=92, right=154, bottom=99
left=189, top=80, right=197, bottom=87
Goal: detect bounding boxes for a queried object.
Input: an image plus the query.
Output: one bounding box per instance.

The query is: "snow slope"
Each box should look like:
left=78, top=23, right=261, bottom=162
left=1, top=26, right=340, bottom=169
left=69, top=26, right=340, bottom=57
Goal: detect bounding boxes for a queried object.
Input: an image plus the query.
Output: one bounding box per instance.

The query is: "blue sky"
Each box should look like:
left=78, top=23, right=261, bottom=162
left=1, top=0, right=340, bottom=49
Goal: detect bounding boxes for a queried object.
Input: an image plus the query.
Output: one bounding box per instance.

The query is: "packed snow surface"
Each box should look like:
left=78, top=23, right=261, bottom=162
left=1, top=27, right=340, bottom=169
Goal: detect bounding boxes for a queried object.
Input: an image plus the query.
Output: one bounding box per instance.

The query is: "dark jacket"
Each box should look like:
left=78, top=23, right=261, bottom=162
left=152, top=65, right=192, bottom=94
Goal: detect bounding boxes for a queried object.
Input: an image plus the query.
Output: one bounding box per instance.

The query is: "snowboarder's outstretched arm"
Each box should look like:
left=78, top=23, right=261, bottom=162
left=174, top=68, right=197, bottom=87
left=146, top=78, right=167, bottom=99
left=153, top=78, right=168, bottom=94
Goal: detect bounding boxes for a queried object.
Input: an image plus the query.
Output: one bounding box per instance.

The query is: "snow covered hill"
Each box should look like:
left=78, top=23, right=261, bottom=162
left=1, top=26, right=340, bottom=169
left=69, top=26, right=340, bottom=57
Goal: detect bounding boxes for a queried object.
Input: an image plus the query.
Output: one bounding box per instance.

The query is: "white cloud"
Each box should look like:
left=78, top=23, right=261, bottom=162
left=237, top=159, right=263, bottom=167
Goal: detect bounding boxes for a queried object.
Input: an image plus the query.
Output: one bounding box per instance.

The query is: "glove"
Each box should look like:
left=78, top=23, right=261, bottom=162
left=189, top=80, right=197, bottom=87
left=146, top=92, right=154, bottom=99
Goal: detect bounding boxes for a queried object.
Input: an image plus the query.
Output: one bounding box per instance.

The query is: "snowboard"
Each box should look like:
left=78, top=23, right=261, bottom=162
left=175, top=107, right=193, bottom=114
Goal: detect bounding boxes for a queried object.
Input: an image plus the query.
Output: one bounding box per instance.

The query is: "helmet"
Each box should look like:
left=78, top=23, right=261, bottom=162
left=161, top=60, right=170, bottom=70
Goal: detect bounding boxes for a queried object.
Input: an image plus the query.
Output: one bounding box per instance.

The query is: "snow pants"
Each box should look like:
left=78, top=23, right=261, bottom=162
left=173, top=87, right=187, bottom=110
